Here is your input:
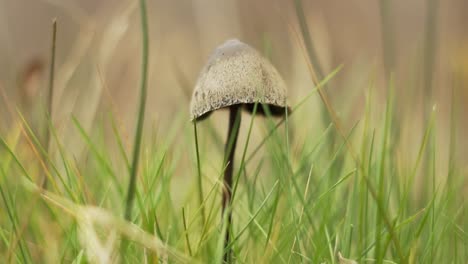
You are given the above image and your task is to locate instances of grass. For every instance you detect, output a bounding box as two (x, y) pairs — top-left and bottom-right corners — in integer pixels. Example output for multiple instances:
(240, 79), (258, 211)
(0, 1), (466, 264)
(1, 65), (465, 262)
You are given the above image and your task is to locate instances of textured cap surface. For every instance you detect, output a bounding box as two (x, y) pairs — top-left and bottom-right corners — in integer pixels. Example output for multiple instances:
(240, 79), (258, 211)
(190, 39), (288, 121)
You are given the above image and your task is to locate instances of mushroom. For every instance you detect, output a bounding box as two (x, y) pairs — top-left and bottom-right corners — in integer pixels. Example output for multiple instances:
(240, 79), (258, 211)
(190, 39), (289, 261)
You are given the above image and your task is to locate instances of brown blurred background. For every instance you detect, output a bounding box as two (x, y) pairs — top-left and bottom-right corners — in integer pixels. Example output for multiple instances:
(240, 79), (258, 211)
(0, 0), (467, 168)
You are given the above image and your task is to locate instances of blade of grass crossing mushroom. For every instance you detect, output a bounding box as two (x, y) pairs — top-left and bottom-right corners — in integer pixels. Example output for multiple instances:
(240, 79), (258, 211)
(174, 62), (224, 152)
(231, 101), (259, 203)
(193, 122), (206, 228)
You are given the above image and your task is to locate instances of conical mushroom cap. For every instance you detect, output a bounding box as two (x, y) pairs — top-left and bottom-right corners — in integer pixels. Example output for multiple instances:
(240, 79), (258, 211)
(190, 39), (289, 121)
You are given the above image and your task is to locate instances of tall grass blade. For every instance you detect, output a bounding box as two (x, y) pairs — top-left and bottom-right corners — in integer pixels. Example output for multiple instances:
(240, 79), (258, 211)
(124, 0), (150, 221)
(42, 19), (57, 189)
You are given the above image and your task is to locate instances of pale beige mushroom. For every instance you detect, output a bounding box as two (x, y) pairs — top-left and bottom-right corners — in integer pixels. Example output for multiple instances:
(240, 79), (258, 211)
(190, 39), (289, 121)
(189, 39), (289, 262)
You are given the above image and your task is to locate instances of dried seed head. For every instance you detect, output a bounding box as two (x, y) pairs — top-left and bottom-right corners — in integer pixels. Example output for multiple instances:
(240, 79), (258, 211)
(190, 39), (289, 121)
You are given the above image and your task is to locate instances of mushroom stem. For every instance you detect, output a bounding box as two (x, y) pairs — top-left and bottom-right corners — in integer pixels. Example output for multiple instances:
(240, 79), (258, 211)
(222, 105), (241, 262)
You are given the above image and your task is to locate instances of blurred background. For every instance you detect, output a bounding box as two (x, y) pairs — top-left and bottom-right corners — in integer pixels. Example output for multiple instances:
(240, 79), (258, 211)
(0, 0), (467, 173)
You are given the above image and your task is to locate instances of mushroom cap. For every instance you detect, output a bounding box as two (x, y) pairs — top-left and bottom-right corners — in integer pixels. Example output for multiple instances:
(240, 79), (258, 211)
(190, 39), (289, 121)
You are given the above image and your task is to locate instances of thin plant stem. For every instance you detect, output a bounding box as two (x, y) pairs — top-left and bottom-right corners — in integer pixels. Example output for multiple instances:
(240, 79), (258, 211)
(222, 105), (241, 263)
(42, 19), (57, 189)
(121, 0), (149, 258)
(124, 0), (149, 221)
(193, 122), (206, 227)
